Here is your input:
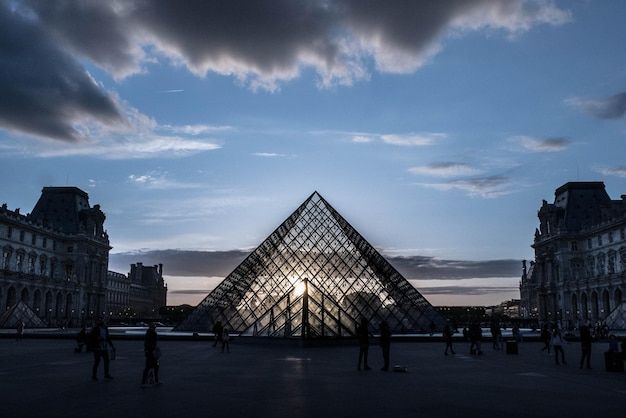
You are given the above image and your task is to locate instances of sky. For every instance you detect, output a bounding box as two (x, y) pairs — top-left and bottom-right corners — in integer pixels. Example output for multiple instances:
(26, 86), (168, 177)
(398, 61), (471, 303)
(2, 0), (626, 307)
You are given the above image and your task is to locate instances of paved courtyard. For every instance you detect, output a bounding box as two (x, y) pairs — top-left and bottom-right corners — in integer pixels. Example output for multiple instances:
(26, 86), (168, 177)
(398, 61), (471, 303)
(1, 334), (625, 417)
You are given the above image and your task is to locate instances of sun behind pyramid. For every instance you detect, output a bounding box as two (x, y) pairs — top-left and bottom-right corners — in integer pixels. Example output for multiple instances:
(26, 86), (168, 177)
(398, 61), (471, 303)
(174, 192), (445, 337)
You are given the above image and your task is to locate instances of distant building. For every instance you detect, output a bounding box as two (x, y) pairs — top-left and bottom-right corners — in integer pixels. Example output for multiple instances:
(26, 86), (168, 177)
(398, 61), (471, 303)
(491, 299), (520, 318)
(106, 263), (167, 321)
(520, 182), (626, 328)
(0, 187), (167, 327)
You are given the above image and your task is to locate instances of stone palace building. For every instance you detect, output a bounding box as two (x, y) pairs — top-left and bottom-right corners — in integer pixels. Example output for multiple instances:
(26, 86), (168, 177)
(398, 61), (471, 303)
(0, 187), (166, 326)
(520, 182), (626, 329)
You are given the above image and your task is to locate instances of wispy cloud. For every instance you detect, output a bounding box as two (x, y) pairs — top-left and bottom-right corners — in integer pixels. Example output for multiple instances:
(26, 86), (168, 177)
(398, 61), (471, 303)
(420, 175), (513, 198)
(565, 92), (626, 120)
(253, 152), (293, 158)
(408, 162), (482, 177)
(509, 135), (570, 152)
(128, 171), (204, 190)
(164, 124), (233, 135)
(351, 132), (446, 146)
(598, 166), (626, 178)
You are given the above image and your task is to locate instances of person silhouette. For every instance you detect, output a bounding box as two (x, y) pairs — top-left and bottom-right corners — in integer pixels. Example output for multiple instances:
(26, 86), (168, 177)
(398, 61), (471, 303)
(357, 317), (371, 371)
(379, 321), (391, 371)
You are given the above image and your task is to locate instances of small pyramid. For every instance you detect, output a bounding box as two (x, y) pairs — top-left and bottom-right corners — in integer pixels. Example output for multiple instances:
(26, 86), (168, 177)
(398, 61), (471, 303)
(175, 192), (445, 337)
(604, 301), (626, 330)
(0, 301), (48, 329)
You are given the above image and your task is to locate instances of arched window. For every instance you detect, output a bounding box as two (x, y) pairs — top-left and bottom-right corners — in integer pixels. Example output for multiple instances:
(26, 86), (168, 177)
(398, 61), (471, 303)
(602, 289), (610, 319)
(7, 286), (17, 308)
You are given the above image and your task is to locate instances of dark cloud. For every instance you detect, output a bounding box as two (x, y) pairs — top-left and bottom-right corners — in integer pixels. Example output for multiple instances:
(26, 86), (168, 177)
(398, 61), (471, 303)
(110, 249), (521, 282)
(415, 286), (518, 296)
(0, 2), (124, 142)
(109, 249), (250, 277)
(513, 136), (570, 152)
(168, 289), (213, 296)
(387, 255), (521, 281)
(4, 0), (571, 142)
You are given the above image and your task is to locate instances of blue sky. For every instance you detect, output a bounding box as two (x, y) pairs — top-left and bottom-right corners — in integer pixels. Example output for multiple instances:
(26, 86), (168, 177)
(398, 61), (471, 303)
(2, 1), (626, 307)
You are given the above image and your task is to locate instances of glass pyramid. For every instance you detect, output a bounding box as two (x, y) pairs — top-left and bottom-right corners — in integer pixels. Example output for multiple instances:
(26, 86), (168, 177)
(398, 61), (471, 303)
(0, 301), (48, 329)
(605, 301), (626, 331)
(174, 192), (445, 338)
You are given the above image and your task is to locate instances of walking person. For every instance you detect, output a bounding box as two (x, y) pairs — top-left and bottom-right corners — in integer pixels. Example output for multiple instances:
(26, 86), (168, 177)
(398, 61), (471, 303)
(221, 327), (230, 353)
(357, 317), (371, 370)
(142, 323), (160, 386)
(74, 327), (87, 353)
(90, 319), (115, 381)
(379, 321), (391, 371)
(469, 322), (483, 355)
(579, 324), (593, 369)
(212, 321), (223, 348)
(443, 324), (455, 356)
(551, 328), (566, 365)
(490, 322), (503, 350)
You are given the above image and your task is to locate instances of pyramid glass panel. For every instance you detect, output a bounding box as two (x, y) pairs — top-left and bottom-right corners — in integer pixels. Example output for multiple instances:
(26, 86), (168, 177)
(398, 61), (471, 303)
(174, 192), (446, 337)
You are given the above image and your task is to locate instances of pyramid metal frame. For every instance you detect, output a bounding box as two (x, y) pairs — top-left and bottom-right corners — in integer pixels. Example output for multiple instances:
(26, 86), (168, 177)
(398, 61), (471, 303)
(175, 192), (445, 337)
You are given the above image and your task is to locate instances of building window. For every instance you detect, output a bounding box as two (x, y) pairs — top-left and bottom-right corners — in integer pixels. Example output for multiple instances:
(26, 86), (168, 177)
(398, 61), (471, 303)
(587, 239), (592, 250)
(8, 227), (12, 238)
(43, 238), (47, 249)
(621, 228), (625, 240)
(608, 251), (616, 274)
(39, 258), (47, 276)
(28, 254), (36, 274)
(597, 253), (605, 276)
(571, 241), (578, 251)
(31, 233), (36, 245)
(16, 252), (24, 272)
(2, 250), (10, 269)
(609, 231), (614, 243)
(19, 231), (25, 242)
(598, 235), (603, 246)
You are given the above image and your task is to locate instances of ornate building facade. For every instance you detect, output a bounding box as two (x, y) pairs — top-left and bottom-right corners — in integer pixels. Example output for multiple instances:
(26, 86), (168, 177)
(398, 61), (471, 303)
(520, 182), (626, 329)
(106, 262), (167, 321)
(1, 187), (166, 327)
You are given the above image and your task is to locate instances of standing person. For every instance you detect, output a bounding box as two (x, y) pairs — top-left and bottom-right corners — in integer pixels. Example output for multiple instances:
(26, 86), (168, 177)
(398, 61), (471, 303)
(356, 317), (371, 371)
(551, 328), (566, 365)
(469, 322), (483, 355)
(90, 319), (115, 381)
(142, 323), (160, 386)
(16, 320), (25, 341)
(512, 324), (523, 342)
(221, 327), (230, 353)
(540, 323), (551, 354)
(75, 327), (88, 353)
(212, 321), (223, 348)
(443, 324), (455, 356)
(490, 322), (503, 350)
(379, 321), (391, 371)
(579, 324), (593, 369)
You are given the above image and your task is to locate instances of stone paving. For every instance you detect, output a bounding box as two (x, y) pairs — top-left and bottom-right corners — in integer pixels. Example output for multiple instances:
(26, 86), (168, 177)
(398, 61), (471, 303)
(1, 334), (625, 417)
